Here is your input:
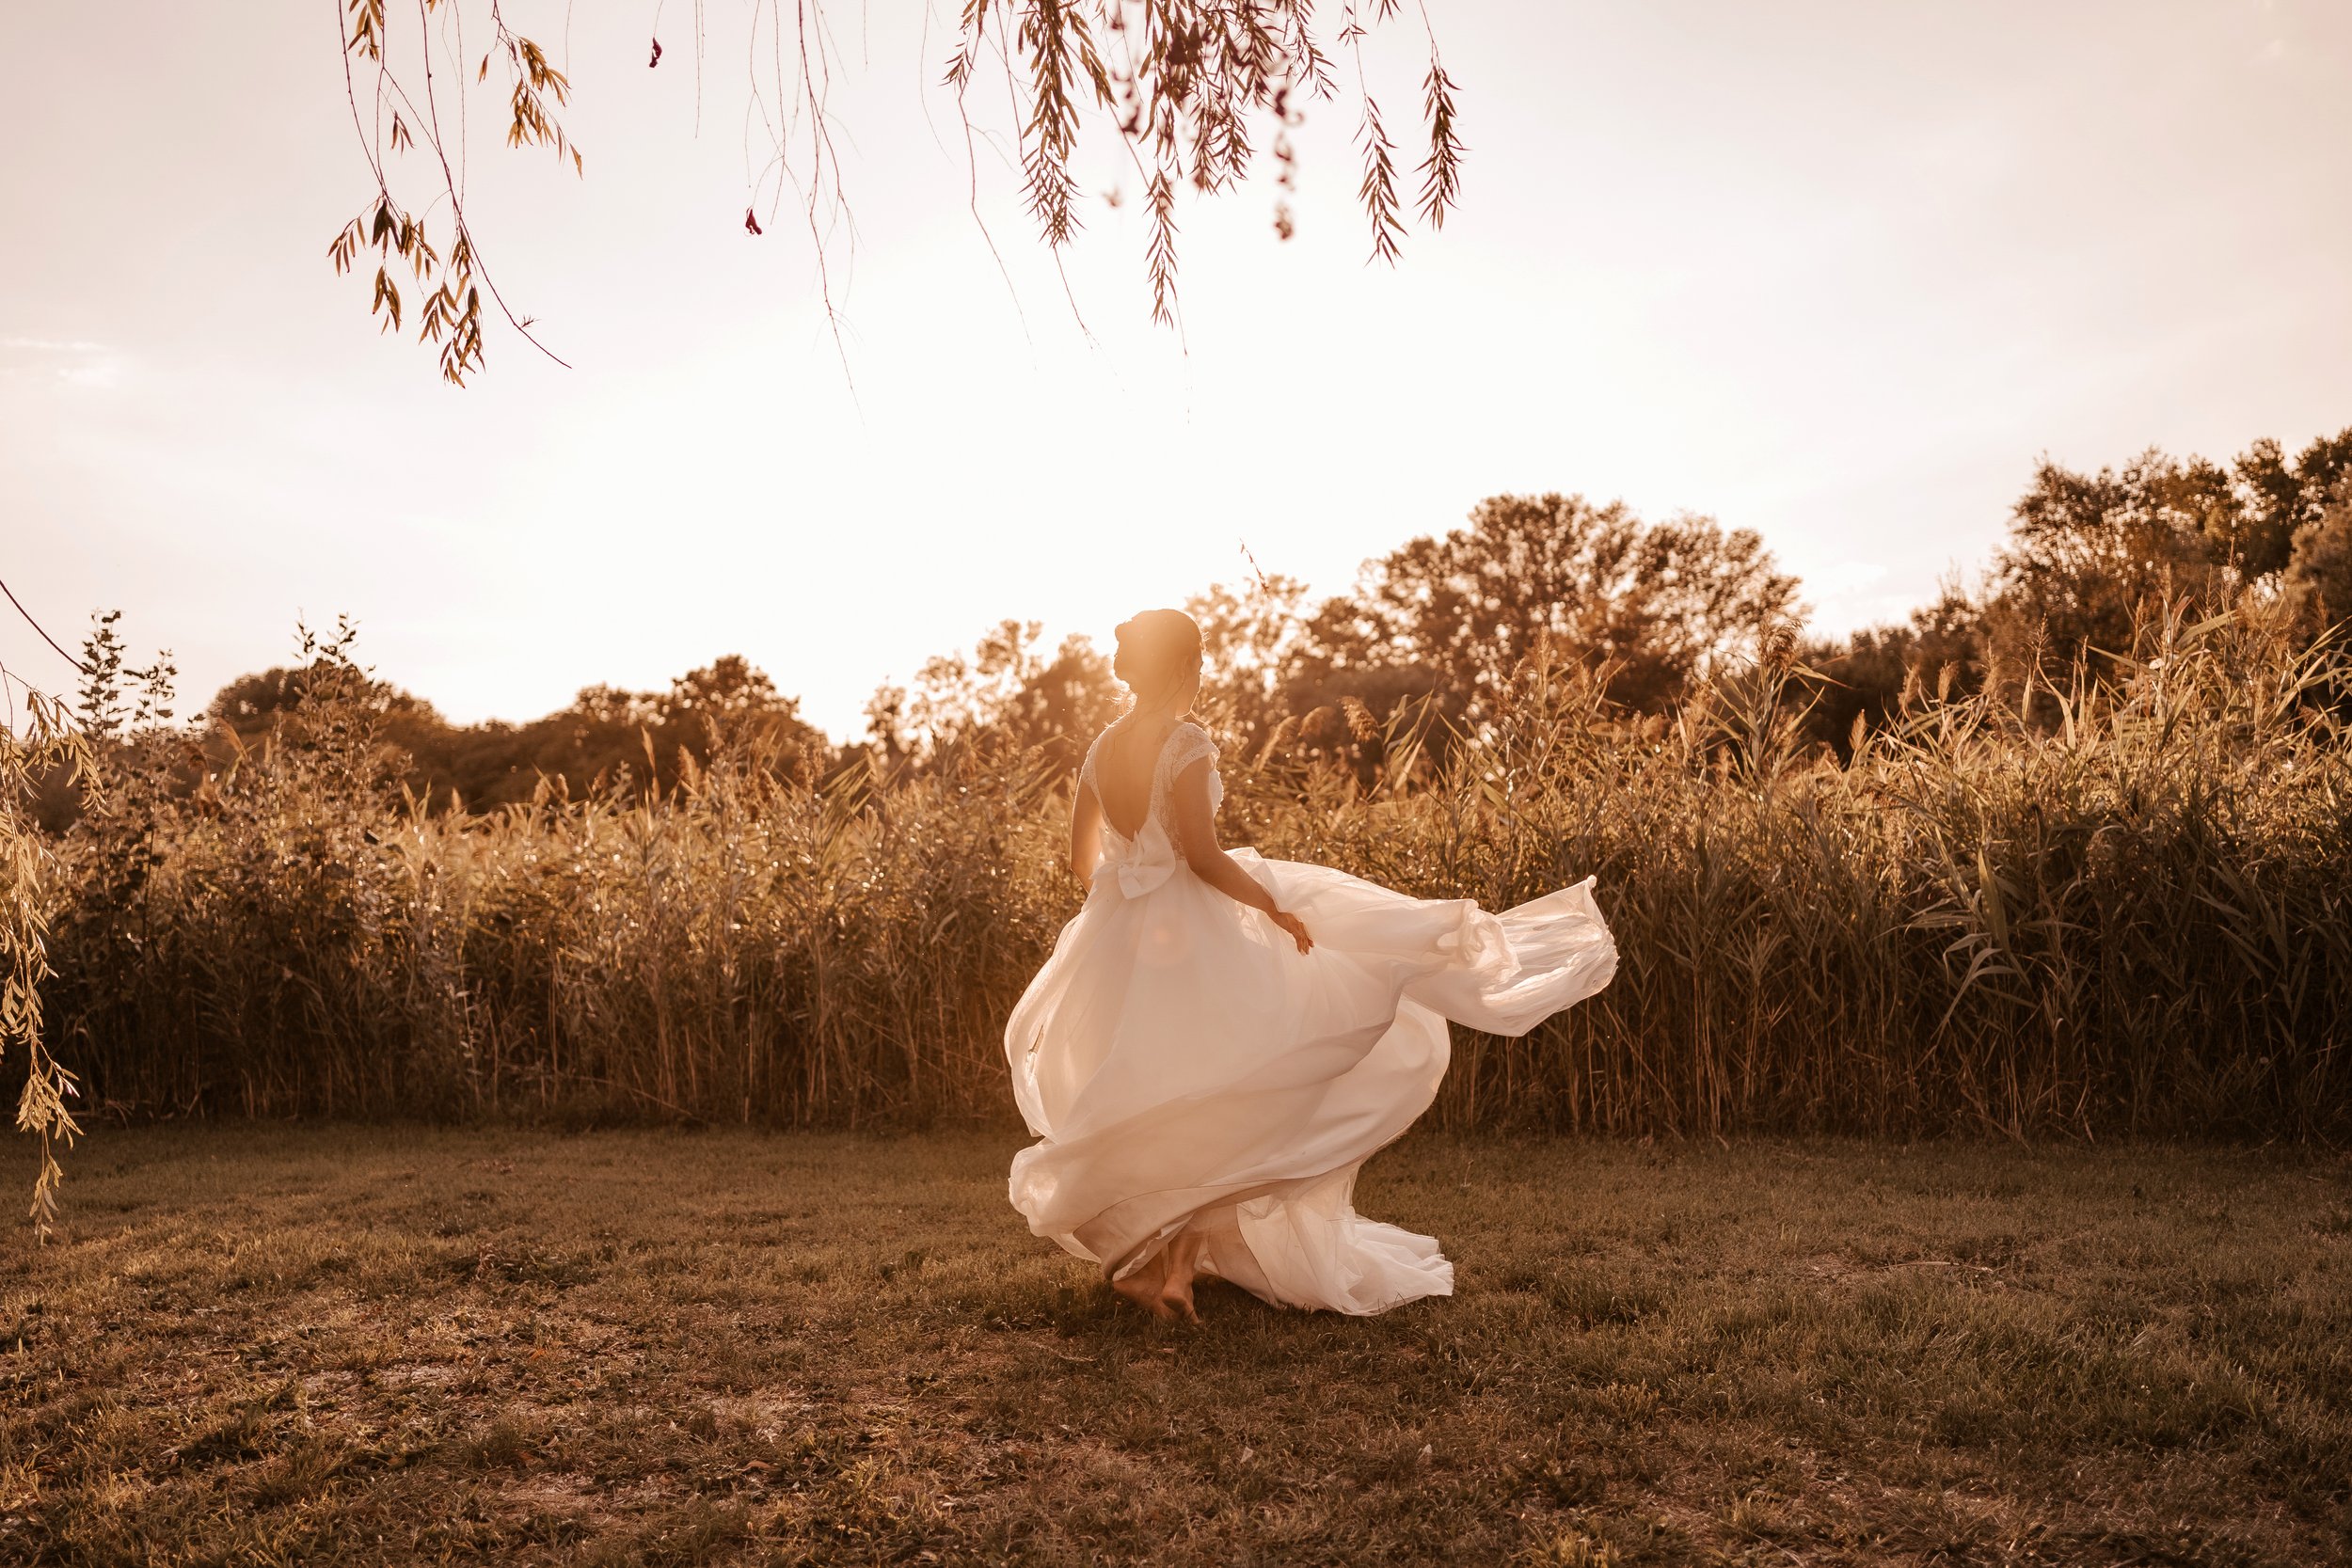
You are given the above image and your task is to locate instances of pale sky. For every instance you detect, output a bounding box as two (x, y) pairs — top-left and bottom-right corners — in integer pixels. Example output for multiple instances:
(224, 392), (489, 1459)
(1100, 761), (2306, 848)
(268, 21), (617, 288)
(5, 1), (2349, 738)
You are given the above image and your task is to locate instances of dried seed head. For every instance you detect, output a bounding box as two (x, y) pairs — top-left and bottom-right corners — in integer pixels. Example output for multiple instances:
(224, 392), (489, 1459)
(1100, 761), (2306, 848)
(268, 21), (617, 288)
(1256, 715), (1301, 767)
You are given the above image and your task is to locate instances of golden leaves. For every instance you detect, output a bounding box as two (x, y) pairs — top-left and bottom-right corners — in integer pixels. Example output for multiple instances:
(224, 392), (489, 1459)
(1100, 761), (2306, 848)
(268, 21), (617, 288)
(371, 265), (402, 334)
(1015, 0), (1097, 246)
(1, 683), (92, 1243)
(967, 1), (1469, 316)
(343, 0), (388, 62)
(323, 1), (1474, 381)
(329, 8), (577, 384)
(1355, 97), (1403, 266)
(1418, 55), (1464, 231)
(1145, 169), (1180, 328)
(328, 198), (482, 383)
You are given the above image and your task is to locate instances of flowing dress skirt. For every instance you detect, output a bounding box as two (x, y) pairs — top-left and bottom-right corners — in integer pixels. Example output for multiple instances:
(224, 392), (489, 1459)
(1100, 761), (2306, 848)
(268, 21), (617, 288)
(1005, 849), (1616, 1315)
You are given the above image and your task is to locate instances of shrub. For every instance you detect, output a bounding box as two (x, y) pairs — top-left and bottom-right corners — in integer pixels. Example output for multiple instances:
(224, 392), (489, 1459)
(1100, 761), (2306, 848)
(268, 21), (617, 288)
(37, 601), (2352, 1140)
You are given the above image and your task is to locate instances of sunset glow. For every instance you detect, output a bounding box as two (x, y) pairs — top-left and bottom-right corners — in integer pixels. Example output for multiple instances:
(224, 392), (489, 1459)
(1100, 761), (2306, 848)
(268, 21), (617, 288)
(5, 1), (2349, 735)
(11, 8), (2352, 1552)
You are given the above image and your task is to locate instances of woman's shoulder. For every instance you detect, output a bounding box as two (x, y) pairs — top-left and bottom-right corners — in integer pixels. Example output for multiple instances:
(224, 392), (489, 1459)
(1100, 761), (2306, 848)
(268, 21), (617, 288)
(1078, 722), (1117, 778)
(1168, 720), (1220, 767)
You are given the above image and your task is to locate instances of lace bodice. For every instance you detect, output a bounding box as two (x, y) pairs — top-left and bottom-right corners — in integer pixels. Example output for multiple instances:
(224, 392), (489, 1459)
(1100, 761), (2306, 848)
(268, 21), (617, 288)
(1080, 719), (1222, 897)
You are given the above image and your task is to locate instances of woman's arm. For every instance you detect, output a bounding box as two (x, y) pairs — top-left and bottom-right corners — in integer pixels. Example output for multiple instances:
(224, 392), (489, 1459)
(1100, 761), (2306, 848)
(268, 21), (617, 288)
(1069, 775), (1104, 884)
(1168, 757), (1313, 954)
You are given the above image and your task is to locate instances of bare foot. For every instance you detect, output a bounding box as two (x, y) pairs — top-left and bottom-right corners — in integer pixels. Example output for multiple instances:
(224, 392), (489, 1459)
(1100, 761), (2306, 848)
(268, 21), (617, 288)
(1157, 1274), (1199, 1323)
(1157, 1236), (1203, 1323)
(1111, 1253), (1174, 1319)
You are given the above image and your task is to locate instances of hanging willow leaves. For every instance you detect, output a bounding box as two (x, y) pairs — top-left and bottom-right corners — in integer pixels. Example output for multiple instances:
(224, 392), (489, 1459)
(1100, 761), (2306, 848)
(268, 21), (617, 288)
(1418, 55), (1464, 230)
(330, 1), (1467, 382)
(1355, 96), (1405, 264)
(2, 683), (94, 1243)
(330, 0), (578, 386)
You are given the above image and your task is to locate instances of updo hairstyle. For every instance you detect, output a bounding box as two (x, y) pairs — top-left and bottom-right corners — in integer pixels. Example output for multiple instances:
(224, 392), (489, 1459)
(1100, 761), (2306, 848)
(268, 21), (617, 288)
(1112, 609), (1203, 705)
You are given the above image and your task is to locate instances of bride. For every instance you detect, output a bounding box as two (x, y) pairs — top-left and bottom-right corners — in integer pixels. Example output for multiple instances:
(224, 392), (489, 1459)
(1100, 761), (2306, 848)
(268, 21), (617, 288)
(1005, 609), (1617, 1319)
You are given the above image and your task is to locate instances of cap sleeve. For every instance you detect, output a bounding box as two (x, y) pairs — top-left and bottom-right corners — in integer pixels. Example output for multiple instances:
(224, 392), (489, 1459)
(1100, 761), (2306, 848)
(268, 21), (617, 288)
(1160, 721), (1224, 830)
(1165, 721), (1219, 780)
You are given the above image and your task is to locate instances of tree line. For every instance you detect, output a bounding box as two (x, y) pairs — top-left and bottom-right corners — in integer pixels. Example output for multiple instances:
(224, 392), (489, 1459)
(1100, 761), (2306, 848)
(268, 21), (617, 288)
(882, 425), (2352, 776)
(46, 424), (2352, 823)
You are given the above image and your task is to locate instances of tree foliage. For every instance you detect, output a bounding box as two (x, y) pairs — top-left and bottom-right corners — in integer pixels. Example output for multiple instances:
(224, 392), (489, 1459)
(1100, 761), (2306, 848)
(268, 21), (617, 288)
(330, 0), (1467, 382)
(1806, 424), (2352, 751)
(870, 620), (1120, 769)
(1986, 432), (2352, 662)
(1160, 495), (1805, 772)
(2286, 481), (2352, 630)
(203, 648), (830, 814)
(1325, 494), (1801, 721)
(2, 684), (94, 1242)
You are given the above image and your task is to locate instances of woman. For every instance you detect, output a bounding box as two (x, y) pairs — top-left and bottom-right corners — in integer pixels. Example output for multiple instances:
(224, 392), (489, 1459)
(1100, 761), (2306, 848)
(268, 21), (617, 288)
(1005, 609), (1616, 1318)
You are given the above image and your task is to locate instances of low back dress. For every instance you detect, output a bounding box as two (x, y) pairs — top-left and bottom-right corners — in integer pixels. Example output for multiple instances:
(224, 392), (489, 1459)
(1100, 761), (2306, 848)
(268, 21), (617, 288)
(1005, 717), (1617, 1315)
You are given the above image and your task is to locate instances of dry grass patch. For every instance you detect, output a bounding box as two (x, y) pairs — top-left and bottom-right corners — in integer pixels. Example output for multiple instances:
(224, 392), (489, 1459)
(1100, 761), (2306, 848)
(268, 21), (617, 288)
(3, 1127), (2347, 1565)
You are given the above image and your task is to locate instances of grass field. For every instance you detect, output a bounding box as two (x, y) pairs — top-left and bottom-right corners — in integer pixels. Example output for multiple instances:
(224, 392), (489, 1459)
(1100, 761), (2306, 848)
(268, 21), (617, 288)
(3, 1129), (2348, 1566)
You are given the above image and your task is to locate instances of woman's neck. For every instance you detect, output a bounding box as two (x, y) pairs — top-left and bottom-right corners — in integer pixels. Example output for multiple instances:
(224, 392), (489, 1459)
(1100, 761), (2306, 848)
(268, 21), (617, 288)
(1125, 696), (1189, 726)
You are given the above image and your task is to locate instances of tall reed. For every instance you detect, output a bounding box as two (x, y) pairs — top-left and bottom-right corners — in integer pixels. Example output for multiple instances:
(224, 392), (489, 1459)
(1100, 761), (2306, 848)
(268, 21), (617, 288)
(39, 605), (2352, 1139)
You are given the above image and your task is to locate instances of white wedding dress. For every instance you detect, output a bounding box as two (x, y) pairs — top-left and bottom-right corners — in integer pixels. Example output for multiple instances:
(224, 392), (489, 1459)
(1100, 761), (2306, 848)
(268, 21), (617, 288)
(1005, 719), (1618, 1315)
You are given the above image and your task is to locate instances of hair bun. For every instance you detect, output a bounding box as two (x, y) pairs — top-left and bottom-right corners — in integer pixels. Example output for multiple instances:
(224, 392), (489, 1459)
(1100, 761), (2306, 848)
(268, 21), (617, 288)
(1111, 608), (1202, 695)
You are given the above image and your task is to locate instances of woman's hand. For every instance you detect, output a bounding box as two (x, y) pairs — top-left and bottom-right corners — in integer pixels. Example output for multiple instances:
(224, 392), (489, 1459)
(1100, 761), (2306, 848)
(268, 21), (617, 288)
(1270, 910), (1314, 956)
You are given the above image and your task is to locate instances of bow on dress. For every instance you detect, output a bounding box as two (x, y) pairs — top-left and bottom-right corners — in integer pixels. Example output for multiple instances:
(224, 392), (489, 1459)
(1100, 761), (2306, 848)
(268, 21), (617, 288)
(1091, 827), (1185, 902)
